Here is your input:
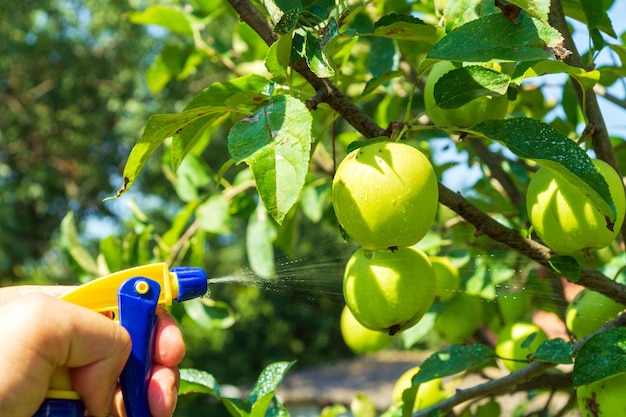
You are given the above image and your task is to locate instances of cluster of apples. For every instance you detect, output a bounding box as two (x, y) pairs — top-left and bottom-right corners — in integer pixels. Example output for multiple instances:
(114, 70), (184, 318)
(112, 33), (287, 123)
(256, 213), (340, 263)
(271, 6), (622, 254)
(333, 140), (439, 340)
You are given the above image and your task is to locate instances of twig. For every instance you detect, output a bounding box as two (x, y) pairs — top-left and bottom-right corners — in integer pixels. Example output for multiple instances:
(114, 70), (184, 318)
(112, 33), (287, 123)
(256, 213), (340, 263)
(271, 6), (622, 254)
(414, 311), (626, 417)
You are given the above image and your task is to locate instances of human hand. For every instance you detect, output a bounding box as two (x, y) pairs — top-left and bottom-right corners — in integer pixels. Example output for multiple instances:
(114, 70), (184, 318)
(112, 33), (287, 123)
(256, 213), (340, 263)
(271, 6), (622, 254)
(0, 286), (185, 417)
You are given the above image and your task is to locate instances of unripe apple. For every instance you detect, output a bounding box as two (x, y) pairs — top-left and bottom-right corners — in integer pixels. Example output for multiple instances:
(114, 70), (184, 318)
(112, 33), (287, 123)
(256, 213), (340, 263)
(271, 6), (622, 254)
(577, 372), (626, 416)
(391, 366), (450, 411)
(340, 305), (393, 354)
(424, 61), (508, 128)
(495, 322), (548, 372)
(343, 246), (436, 335)
(332, 141), (438, 250)
(430, 256), (460, 302)
(526, 159), (626, 253)
(565, 289), (625, 339)
(434, 293), (483, 343)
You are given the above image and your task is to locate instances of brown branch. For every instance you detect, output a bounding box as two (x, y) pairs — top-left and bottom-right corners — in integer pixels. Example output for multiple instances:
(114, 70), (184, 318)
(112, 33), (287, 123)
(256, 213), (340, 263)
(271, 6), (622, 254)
(414, 311), (626, 417)
(438, 183), (626, 305)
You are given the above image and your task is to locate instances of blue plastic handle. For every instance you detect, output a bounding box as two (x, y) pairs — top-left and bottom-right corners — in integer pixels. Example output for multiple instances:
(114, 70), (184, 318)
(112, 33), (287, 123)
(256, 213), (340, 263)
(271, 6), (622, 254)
(118, 276), (161, 417)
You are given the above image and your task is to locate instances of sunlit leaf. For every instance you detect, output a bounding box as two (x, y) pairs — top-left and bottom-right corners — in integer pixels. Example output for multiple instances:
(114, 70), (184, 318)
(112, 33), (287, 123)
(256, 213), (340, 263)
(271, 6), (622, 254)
(248, 361), (296, 402)
(127, 5), (194, 35)
(228, 94), (313, 223)
(373, 13), (444, 43)
(471, 118), (617, 223)
(246, 202), (277, 279)
(505, 0), (550, 22)
(184, 298), (236, 330)
(516, 60), (601, 89)
(179, 368), (221, 396)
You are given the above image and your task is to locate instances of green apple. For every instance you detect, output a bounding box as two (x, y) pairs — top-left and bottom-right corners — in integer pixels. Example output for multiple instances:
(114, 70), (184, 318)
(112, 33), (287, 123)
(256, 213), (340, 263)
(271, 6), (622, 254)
(340, 305), (393, 354)
(566, 289), (625, 339)
(495, 322), (548, 372)
(343, 246), (436, 335)
(391, 366), (450, 411)
(424, 61), (508, 128)
(497, 290), (531, 324)
(434, 293), (483, 343)
(430, 256), (460, 302)
(332, 141), (438, 250)
(577, 372), (626, 416)
(526, 159), (626, 253)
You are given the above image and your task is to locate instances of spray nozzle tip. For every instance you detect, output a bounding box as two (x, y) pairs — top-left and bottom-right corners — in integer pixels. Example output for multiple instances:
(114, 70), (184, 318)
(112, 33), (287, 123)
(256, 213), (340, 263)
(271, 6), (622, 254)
(170, 267), (208, 302)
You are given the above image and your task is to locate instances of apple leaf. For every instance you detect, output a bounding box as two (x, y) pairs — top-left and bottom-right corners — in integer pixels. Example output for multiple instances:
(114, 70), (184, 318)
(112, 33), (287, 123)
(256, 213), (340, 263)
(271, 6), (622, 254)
(470, 117), (617, 223)
(427, 13), (565, 62)
(534, 338), (574, 364)
(305, 30), (335, 78)
(362, 70), (404, 96)
(372, 13), (444, 44)
(514, 60), (601, 89)
(433, 66), (510, 109)
(505, 0), (550, 22)
(179, 368), (221, 397)
(412, 343), (496, 385)
(247, 202), (277, 279)
(549, 255), (580, 282)
(266, 33), (293, 77)
(579, 0), (616, 38)
(228, 94), (313, 224)
(127, 5), (194, 35)
(574, 327), (626, 387)
(248, 361), (295, 403)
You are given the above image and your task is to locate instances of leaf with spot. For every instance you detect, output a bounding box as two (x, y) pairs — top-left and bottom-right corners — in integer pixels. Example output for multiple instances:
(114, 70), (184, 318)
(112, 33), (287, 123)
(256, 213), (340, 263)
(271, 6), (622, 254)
(228, 95), (313, 224)
(412, 343), (496, 385)
(372, 13), (444, 43)
(471, 118), (617, 224)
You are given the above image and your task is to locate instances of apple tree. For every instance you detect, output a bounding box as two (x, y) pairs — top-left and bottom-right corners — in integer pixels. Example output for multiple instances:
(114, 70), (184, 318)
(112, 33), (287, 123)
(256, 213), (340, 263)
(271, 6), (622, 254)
(63, 0), (626, 415)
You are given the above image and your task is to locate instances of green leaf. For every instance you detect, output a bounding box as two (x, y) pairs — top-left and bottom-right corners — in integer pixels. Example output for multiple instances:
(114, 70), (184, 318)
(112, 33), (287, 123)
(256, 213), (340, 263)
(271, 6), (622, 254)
(185, 74), (272, 111)
(228, 95), (313, 223)
(184, 298), (236, 330)
(574, 327), (626, 387)
(506, 0), (550, 22)
(114, 107), (230, 198)
(223, 397), (252, 417)
(580, 0), (616, 38)
(471, 118), (617, 223)
(127, 5), (194, 35)
(372, 13), (444, 43)
(367, 37), (397, 78)
(179, 368), (221, 396)
(549, 255), (580, 282)
(196, 194), (232, 235)
(248, 361), (296, 403)
(305, 30), (335, 78)
(266, 33), (293, 77)
(60, 212), (99, 276)
(427, 13), (565, 62)
(534, 338), (574, 364)
(362, 70), (404, 96)
(250, 392), (276, 417)
(561, 0), (616, 38)
(412, 344), (496, 385)
(246, 201), (277, 279)
(433, 66), (510, 109)
(518, 60), (600, 89)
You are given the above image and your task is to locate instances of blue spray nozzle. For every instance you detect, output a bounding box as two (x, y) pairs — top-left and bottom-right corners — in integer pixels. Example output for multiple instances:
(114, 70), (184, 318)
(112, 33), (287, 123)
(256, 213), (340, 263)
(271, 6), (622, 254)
(170, 266), (208, 302)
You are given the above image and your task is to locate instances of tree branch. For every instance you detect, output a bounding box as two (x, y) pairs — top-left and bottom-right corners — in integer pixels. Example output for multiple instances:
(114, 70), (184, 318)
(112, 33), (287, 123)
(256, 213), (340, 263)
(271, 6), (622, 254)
(414, 311), (626, 417)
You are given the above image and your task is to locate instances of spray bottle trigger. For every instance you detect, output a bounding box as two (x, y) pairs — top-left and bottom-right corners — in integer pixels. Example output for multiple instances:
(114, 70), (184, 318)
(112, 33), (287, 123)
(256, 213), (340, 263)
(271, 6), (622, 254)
(118, 276), (161, 417)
